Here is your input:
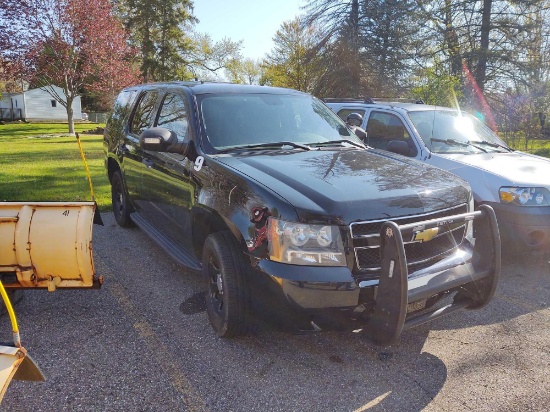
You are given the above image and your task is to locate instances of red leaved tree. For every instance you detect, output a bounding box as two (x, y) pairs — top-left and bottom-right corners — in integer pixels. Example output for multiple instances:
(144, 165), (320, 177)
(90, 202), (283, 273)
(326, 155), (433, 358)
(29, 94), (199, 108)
(0, 0), (139, 133)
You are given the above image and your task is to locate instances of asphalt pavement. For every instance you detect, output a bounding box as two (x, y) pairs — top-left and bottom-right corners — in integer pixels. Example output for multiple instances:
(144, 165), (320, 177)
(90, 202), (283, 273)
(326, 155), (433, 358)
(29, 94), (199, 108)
(2, 212), (549, 411)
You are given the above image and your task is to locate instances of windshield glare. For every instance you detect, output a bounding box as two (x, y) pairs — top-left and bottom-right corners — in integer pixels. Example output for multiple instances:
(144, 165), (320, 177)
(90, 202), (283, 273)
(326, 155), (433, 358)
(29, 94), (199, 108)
(408, 110), (509, 154)
(199, 94), (360, 151)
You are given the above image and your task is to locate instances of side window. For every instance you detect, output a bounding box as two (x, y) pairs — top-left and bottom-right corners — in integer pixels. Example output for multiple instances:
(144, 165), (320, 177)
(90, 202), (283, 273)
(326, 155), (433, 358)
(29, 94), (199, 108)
(106, 90), (137, 129)
(130, 91), (158, 135)
(336, 109), (366, 125)
(366, 111), (416, 156)
(156, 93), (189, 143)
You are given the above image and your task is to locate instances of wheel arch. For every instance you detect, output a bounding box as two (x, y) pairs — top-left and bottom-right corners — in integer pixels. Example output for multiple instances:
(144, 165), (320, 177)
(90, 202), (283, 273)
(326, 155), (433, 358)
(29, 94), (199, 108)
(192, 207), (249, 261)
(107, 155), (121, 183)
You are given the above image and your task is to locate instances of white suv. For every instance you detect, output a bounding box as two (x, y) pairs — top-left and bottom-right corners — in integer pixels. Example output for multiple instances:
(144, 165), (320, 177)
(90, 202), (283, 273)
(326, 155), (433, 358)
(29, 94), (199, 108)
(325, 98), (550, 253)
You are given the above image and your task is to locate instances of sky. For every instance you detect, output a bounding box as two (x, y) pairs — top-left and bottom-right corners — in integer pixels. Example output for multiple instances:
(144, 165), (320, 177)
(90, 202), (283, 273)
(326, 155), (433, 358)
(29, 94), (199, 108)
(193, 0), (307, 60)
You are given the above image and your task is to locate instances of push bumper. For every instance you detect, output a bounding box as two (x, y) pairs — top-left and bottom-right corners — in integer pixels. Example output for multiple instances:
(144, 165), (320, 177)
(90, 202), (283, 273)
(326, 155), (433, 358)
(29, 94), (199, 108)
(364, 204), (500, 345)
(255, 205), (500, 344)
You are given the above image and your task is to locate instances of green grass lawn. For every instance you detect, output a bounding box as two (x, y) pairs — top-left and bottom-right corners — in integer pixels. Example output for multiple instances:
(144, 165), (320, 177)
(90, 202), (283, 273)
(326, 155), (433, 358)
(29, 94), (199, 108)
(502, 136), (550, 157)
(0, 122), (112, 211)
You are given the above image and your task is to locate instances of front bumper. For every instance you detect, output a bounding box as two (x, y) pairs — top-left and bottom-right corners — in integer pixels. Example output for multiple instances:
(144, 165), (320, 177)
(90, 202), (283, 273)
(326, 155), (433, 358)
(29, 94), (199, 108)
(253, 205), (500, 344)
(485, 201), (550, 251)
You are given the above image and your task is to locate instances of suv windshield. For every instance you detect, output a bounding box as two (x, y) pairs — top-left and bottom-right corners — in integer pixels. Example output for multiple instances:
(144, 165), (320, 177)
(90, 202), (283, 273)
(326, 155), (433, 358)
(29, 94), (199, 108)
(408, 110), (511, 154)
(199, 93), (362, 152)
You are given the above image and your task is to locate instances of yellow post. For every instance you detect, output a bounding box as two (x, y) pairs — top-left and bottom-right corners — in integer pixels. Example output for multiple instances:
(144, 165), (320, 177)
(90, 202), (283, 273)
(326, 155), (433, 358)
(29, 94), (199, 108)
(75, 132), (95, 201)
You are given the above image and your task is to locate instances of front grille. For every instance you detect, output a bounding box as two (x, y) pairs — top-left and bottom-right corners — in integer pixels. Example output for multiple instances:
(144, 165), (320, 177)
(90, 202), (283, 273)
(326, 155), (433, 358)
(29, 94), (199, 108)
(351, 204), (468, 272)
(350, 204), (468, 238)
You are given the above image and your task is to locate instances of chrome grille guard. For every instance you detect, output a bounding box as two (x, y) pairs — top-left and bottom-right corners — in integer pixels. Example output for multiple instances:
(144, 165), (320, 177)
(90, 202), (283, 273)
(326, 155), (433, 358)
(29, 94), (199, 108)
(363, 204), (500, 345)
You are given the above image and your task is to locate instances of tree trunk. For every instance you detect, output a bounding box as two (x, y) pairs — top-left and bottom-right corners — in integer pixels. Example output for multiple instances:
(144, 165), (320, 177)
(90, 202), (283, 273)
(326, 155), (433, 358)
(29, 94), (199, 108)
(66, 96), (75, 135)
(475, 0), (492, 92)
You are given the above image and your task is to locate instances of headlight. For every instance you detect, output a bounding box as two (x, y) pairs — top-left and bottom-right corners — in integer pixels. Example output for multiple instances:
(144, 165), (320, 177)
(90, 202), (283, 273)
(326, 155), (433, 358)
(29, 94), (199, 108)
(499, 187), (550, 206)
(267, 218), (346, 266)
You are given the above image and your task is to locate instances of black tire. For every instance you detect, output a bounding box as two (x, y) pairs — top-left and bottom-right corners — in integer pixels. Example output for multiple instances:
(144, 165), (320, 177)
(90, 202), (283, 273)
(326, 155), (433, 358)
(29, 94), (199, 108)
(202, 231), (250, 337)
(111, 170), (133, 227)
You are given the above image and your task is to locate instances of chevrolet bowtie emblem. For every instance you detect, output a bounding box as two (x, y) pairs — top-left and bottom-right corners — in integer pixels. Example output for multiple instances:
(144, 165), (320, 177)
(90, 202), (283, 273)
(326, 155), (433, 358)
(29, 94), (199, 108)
(413, 227), (439, 242)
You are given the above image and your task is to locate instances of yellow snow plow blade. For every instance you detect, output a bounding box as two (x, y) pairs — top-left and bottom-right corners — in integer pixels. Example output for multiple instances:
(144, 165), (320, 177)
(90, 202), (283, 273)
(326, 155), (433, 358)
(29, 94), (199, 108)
(0, 279), (45, 404)
(0, 202), (102, 290)
(0, 345), (45, 403)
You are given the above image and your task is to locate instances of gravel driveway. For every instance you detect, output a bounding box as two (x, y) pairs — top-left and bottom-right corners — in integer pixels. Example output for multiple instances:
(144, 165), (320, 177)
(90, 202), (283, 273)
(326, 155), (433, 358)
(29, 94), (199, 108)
(2, 212), (549, 411)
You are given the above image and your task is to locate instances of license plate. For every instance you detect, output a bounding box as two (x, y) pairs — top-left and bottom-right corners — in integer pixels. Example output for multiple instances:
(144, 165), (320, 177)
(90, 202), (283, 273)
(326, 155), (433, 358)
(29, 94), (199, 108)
(407, 299), (427, 313)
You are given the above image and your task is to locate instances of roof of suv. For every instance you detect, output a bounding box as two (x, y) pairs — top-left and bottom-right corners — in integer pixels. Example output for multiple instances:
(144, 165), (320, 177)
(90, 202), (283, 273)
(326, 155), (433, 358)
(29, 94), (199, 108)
(123, 81), (307, 96)
(323, 98), (456, 113)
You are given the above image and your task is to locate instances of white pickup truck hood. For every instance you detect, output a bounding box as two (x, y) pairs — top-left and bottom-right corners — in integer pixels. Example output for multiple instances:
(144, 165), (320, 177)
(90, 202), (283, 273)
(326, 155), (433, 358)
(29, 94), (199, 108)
(427, 151), (550, 202)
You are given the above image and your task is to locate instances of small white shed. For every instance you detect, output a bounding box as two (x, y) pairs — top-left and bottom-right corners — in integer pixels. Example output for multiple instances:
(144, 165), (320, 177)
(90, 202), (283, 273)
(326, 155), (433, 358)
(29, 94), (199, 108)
(0, 85), (82, 121)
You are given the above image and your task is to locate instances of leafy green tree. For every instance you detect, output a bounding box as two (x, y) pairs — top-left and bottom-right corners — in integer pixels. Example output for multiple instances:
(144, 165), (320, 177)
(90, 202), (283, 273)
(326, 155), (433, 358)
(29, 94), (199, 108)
(410, 58), (463, 106)
(225, 58), (262, 85)
(117, 0), (197, 82)
(261, 18), (325, 93)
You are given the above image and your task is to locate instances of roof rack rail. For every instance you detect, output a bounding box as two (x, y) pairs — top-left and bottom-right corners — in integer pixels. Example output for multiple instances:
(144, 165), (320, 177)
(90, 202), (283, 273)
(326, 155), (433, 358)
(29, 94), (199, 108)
(322, 97), (424, 105)
(369, 97), (425, 104)
(322, 97), (375, 104)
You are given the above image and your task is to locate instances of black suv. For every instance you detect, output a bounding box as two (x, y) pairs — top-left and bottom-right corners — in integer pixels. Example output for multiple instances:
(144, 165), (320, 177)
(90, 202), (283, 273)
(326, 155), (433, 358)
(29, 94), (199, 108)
(104, 82), (500, 344)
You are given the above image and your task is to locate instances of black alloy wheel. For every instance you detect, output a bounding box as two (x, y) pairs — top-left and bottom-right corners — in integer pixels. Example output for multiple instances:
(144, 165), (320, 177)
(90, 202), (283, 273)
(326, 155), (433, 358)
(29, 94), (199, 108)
(111, 170), (133, 227)
(202, 231), (250, 337)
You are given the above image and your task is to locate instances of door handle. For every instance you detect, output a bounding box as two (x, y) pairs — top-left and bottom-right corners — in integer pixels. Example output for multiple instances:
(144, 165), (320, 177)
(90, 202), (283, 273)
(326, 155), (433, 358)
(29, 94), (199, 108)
(142, 159), (154, 168)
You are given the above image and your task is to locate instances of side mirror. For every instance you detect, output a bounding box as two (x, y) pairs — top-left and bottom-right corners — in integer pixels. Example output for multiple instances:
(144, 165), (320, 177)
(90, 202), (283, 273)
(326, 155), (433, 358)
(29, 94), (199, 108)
(139, 127), (177, 152)
(387, 140), (410, 156)
(338, 125), (351, 136)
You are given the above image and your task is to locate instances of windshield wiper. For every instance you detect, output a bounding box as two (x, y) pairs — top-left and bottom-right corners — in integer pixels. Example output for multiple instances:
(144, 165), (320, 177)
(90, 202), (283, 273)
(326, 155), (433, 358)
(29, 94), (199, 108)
(430, 138), (488, 152)
(217, 141), (312, 153)
(310, 139), (365, 149)
(474, 140), (514, 152)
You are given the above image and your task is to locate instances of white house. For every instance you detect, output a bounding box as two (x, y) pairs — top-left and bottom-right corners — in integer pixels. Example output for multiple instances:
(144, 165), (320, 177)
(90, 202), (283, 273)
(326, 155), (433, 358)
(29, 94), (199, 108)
(0, 85), (82, 121)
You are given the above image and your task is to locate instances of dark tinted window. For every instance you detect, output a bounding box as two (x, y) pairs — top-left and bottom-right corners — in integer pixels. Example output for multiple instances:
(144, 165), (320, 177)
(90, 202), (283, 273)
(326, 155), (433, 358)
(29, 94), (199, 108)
(200, 94), (355, 150)
(130, 91), (158, 135)
(156, 93), (189, 142)
(106, 90), (138, 130)
(366, 111), (416, 156)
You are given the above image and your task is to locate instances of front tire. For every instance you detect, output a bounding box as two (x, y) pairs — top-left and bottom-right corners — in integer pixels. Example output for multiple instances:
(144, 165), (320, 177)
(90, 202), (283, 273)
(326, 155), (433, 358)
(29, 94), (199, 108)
(202, 231), (250, 337)
(111, 170), (133, 227)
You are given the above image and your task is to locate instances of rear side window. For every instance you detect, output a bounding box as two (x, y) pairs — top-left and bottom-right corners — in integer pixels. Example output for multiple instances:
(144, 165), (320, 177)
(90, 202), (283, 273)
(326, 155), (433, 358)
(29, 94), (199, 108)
(130, 91), (159, 135)
(336, 109), (366, 125)
(106, 90), (137, 129)
(156, 93), (189, 143)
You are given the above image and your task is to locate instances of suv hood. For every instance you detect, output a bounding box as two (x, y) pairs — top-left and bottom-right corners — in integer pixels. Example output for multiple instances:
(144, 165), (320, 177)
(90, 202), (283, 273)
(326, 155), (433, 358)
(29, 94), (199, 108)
(428, 151), (550, 203)
(216, 149), (470, 223)
(431, 151), (550, 186)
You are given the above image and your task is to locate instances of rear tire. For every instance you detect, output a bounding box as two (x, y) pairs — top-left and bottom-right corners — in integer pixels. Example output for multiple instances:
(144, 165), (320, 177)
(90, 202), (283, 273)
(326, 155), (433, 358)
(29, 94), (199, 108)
(111, 170), (133, 227)
(202, 231), (250, 337)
